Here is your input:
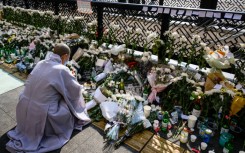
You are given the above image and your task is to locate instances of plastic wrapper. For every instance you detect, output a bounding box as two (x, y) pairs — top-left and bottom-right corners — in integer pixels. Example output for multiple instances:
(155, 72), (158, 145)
(106, 124), (120, 141)
(94, 60), (113, 82)
(72, 48), (84, 61)
(100, 102), (119, 122)
(109, 44), (126, 55)
(131, 102), (146, 124)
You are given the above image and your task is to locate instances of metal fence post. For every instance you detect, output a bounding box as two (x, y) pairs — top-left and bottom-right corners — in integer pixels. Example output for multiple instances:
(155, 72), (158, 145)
(97, 6), (103, 40)
(24, 0), (29, 9)
(159, 12), (170, 62)
(159, 0), (164, 5)
(3, 0), (6, 6)
(200, 0), (218, 10)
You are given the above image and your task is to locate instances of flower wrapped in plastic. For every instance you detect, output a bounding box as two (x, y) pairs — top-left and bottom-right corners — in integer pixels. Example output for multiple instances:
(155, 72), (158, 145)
(147, 67), (172, 103)
(203, 45), (235, 70)
(114, 102), (152, 148)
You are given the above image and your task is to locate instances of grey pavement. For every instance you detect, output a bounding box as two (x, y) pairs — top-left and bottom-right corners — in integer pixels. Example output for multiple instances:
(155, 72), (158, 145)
(0, 86), (136, 153)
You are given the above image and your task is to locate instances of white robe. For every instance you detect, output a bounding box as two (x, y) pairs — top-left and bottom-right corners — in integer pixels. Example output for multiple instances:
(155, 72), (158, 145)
(6, 53), (91, 153)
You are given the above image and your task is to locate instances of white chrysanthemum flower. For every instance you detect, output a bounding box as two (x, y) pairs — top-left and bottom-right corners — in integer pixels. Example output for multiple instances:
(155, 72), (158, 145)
(126, 27), (133, 33)
(113, 24), (120, 31)
(164, 68), (171, 73)
(198, 82), (205, 86)
(240, 43), (245, 49)
(204, 89), (220, 95)
(186, 78), (196, 84)
(170, 32), (179, 39)
(171, 76), (182, 83)
(111, 95), (117, 101)
(169, 64), (175, 70)
(226, 90), (236, 97)
(147, 32), (158, 42)
(135, 28), (142, 34)
(141, 56), (148, 62)
(192, 91), (199, 96)
(91, 20), (97, 26)
(181, 73), (188, 77)
(164, 30), (170, 35)
(192, 35), (201, 43)
(74, 16), (84, 20)
(200, 42), (207, 48)
(196, 89), (203, 95)
(179, 36), (187, 43)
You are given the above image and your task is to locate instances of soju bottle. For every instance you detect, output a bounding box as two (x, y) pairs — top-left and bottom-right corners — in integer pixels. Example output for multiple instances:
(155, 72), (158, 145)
(91, 67), (97, 81)
(142, 85), (149, 100)
(223, 139), (234, 153)
(119, 78), (125, 92)
(39, 50), (45, 60)
(220, 115), (230, 134)
(192, 102), (201, 117)
(161, 111), (169, 133)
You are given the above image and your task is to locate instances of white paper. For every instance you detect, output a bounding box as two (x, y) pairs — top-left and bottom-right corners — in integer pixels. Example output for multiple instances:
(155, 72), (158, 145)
(171, 9), (177, 16)
(157, 8), (163, 13)
(233, 14), (242, 20)
(178, 10), (184, 15)
(199, 11), (206, 17)
(192, 11), (199, 15)
(142, 6), (148, 12)
(242, 89), (245, 94)
(206, 12), (214, 18)
(95, 58), (106, 67)
(86, 100), (97, 110)
(214, 84), (222, 90)
(236, 84), (242, 90)
(163, 8), (170, 14)
(93, 87), (108, 103)
(194, 73), (201, 80)
(34, 57), (40, 63)
(224, 13), (233, 19)
(151, 7), (157, 12)
(100, 102), (119, 122)
(185, 10), (192, 16)
(214, 13), (221, 18)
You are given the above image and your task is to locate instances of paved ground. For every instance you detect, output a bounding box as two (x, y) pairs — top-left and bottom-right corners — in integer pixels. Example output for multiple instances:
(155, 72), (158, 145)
(0, 78), (135, 153)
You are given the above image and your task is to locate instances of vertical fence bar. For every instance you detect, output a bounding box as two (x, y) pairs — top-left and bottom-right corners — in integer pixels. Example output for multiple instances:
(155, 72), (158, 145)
(200, 0), (218, 10)
(24, 0), (29, 9)
(97, 5), (103, 40)
(3, 0), (6, 5)
(159, 12), (170, 62)
(159, 0), (163, 5)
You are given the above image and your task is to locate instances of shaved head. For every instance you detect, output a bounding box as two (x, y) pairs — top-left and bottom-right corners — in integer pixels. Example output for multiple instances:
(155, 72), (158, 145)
(53, 43), (70, 57)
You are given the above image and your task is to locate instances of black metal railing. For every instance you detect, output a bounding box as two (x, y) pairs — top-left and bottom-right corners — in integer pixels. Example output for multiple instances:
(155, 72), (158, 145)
(1, 0), (245, 80)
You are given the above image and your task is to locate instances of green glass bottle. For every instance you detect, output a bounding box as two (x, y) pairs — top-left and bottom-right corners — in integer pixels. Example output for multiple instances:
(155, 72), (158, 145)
(223, 139), (234, 153)
(119, 78), (125, 92)
(220, 115), (230, 134)
(192, 102), (201, 117)
(161, 111), (169, 133)
(142, 85), (149, 100)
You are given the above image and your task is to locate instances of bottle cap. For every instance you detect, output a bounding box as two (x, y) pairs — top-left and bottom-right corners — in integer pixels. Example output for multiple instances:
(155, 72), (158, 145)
(205, 129), (212, 135)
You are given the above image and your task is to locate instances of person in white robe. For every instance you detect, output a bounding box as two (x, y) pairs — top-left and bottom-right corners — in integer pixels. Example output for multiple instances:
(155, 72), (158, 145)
(6, 43), (91, 153)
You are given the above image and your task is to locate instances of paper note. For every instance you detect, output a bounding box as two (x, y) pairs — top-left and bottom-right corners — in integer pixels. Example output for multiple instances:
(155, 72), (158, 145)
(178, 10), (184, 15)
(214, 13), (221, 18)
(206, 12), (214, 18)
(199, 11), (206, 17)
(77, 0), (93, 14)
(214, 84), (222, 90)
(157, 8), (163, 13)
(236, 83), (242, 90)
(233, 14), (242, 20)
(224, 13), (233, 19)
(151, 7), (157, 12)
(163, 8), (170, 14)
(171, 9), (177, 16)
(185, 10), (192, 16)
(142, 6), (148, 12)
(192, 11), (199, 15)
